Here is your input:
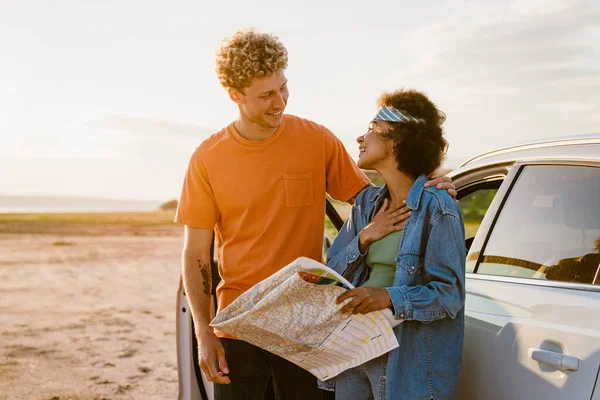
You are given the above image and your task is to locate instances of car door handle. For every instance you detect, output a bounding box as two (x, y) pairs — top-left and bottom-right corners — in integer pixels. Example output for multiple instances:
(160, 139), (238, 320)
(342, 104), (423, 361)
(529, 348), (579, 371)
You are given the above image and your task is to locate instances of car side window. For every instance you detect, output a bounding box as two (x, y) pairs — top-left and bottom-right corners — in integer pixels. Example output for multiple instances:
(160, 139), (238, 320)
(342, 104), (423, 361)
(475, 165), (600, 285)
(458, 184), (500, 241)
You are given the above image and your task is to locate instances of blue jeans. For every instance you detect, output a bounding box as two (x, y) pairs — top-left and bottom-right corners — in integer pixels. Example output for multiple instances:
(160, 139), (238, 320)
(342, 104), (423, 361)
(334, 354), (388, 400)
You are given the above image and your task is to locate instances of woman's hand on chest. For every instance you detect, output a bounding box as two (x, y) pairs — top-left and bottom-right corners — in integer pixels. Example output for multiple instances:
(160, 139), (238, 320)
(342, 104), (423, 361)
(358, 198), (411, 253)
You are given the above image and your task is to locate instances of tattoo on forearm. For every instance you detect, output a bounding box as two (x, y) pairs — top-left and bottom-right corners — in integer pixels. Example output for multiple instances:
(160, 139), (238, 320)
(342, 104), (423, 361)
(197, 260), (212, 296)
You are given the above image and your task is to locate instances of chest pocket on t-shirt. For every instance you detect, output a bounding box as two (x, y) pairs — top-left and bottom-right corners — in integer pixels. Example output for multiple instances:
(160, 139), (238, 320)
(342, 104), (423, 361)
(284, 173), (314, 207)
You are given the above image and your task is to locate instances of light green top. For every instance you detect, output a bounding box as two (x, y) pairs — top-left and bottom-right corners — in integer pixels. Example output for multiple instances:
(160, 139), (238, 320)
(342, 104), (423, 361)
(363, 230), (403, 288)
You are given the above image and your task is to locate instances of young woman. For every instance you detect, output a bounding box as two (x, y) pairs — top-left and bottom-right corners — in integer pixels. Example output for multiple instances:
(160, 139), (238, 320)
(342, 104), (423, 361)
(327, 89), (466, 400)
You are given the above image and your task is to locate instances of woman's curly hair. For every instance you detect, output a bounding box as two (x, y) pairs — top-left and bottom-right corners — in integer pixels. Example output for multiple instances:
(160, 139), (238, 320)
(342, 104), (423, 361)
(216, 28), (288, 91)
(377, 89), (447, 179)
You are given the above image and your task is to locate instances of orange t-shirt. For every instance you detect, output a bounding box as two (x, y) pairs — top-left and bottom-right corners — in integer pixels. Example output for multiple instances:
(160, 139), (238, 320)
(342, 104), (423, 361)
(175, 114), (370, 338)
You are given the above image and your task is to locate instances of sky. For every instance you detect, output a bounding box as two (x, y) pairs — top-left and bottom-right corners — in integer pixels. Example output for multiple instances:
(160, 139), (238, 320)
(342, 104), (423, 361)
(1, 0), (599, 201)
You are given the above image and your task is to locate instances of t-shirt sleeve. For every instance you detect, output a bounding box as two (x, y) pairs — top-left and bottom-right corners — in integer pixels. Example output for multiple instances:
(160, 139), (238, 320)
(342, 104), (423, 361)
(174, 150), (219, 229)
(322, 127), (370, 202)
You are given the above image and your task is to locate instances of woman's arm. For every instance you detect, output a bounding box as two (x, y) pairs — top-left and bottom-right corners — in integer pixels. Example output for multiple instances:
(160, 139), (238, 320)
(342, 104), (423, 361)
(385, 213), (466, 322)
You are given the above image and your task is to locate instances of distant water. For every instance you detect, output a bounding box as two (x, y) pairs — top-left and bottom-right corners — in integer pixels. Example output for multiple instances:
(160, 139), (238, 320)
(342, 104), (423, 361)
(0, 195), (162, 213)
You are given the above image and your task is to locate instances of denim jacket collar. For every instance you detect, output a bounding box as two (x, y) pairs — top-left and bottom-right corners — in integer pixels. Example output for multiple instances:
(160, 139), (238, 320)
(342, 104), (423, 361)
(370, 185), (388, 218)
(370, 184), (387, 203)
(406, 174), (428, 211)
(370, 174), (428, 211)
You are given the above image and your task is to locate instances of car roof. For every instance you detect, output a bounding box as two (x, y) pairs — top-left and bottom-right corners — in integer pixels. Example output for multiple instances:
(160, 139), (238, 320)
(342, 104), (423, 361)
(452, 133), (600, 176)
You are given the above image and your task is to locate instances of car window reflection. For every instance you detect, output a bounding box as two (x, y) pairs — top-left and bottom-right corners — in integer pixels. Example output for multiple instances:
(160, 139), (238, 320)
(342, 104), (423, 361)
(476, 165), (600, 286)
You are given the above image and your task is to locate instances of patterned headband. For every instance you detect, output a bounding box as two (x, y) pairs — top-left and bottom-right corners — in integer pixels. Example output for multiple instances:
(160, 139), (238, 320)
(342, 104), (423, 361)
(373, 105), (446, 126)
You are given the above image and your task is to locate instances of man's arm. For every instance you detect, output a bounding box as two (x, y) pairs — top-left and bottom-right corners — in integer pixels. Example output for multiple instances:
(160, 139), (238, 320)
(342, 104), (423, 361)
(182, 226), (230, 384)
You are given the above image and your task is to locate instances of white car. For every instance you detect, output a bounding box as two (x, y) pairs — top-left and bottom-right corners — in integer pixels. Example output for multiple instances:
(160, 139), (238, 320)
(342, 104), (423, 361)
(177, 134), (600, 400)
(451, 134), (600, 399)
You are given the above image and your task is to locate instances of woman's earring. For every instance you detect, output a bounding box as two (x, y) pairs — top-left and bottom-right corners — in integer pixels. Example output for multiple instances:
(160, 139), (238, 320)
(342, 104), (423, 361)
(442, 140), (449, 155)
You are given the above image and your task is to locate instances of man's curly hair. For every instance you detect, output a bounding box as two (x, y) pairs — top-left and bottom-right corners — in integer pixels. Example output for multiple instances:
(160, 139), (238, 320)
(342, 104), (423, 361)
(377, 89), (447, 179)
(216, 28), (288, 91)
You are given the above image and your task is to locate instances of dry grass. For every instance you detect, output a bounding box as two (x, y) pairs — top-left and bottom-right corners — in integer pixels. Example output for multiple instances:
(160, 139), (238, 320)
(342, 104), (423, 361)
(0, 211), (176, 226)
(52, 240), (74, 246)
(1, 206), (480, 242)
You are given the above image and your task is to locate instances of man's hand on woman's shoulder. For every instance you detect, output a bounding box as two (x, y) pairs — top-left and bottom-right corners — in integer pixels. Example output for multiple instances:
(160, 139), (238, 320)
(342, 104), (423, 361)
(424, 175), (458, 203)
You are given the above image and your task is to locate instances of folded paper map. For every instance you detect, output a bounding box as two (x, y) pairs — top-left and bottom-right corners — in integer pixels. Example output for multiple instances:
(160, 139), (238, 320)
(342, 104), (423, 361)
(210, 257), (400, 381)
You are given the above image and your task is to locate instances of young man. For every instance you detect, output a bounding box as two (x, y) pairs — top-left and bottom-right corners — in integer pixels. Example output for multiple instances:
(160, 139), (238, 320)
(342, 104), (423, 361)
(175, 28), (455, 400)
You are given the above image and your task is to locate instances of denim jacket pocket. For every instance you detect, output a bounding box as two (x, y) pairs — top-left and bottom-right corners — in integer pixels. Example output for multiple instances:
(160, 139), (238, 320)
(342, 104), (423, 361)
(284, 173), (314, 207)
(396, 254), (424, 277)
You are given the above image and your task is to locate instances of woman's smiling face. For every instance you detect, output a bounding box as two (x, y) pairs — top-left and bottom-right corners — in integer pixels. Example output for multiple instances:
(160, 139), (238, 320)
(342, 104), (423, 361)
(356, 120), (394, 170)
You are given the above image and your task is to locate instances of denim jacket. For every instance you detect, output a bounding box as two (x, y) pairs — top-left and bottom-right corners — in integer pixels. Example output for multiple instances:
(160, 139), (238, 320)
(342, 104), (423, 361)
(327, 175), (466, 400)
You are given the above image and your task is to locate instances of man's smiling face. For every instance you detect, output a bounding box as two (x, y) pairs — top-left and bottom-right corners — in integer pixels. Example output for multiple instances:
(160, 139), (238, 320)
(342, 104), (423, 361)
(234, 70), (289, 129)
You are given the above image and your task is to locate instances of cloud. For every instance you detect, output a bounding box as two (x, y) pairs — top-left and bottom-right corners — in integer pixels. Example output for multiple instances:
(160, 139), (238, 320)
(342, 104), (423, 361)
(398, 0), (599, 92)
(384, 0), (600, 160)
(2, 111), (214, 162)
(87, 114), (215, 144)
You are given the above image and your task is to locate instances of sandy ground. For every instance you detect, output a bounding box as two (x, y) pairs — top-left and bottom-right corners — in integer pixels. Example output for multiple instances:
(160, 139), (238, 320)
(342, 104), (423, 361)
(0, 224), (184, 400)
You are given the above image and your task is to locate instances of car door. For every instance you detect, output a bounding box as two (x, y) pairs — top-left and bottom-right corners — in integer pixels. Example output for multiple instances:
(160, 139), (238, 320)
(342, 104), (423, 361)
(457, 162), (600, 400)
